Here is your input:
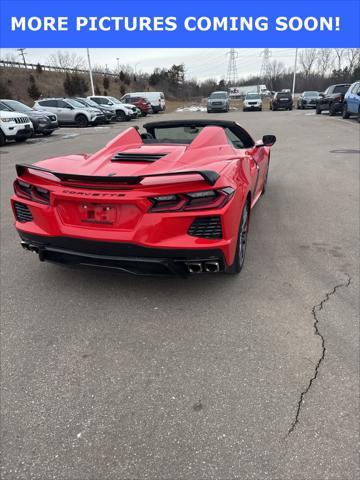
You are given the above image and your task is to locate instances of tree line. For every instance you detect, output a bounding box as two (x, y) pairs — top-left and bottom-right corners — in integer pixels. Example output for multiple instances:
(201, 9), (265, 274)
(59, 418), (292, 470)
(1, 49), (359, 101)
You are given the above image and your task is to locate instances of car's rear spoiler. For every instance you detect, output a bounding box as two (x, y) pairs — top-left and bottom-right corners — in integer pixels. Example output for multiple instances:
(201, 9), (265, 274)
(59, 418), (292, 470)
(16, 163), (220, 186)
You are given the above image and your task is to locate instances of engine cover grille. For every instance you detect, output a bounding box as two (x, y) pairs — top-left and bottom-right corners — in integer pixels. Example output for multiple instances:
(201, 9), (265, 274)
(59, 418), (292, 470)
(14, 202), (33, 222)
(188, 216), (222, 239)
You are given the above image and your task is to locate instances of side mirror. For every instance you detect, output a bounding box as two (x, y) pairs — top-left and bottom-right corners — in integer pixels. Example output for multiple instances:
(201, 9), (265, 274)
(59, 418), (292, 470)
(319, 93), (325, 97)
(262, 134), (276, 146)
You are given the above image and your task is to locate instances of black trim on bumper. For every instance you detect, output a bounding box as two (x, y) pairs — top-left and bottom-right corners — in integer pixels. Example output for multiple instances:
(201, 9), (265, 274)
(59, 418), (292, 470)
(18, 232), (225, 276)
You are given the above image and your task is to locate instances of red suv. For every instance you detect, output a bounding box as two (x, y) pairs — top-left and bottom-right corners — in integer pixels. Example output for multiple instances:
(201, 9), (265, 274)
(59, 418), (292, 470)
(122, 96), (152, 116)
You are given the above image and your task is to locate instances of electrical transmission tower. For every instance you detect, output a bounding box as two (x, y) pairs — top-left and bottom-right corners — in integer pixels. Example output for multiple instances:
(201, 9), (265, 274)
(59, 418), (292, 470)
(259, 48), (271, 79)
(226, 49), (239, 85)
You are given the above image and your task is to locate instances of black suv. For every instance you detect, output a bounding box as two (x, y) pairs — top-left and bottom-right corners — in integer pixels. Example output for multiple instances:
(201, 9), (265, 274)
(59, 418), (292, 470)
(316, 84), (351, 116)
(270, 92), (293, 111)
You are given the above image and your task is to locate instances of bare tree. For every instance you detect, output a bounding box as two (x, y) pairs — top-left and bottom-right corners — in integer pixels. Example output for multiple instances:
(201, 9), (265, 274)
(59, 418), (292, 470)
(333, 48), (346, 71)
(317, 49), (334, 76)
(299, 49), (318, 76)
(2, 52), (18, 63)
(345, 48), (360, 73)
(266, 60), (285, 90)
(47, 51), (86, 70)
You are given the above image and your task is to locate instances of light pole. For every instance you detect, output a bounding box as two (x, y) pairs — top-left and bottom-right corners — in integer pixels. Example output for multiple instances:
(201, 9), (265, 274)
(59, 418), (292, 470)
(86, 48), (95, 96)
(134, 63), (140, 75)
(116, 58), (120, 72)
(292, 48), (298, 98)
(17, 48), (27, 68)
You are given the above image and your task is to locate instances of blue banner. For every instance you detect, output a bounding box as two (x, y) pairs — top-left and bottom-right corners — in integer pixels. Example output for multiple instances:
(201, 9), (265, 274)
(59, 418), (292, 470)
(0, 0), (359, 48)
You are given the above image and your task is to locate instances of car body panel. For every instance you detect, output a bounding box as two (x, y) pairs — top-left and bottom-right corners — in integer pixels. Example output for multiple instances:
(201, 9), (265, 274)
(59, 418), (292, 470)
(343, 81), (360, 117)
(11, 120), (274, 275)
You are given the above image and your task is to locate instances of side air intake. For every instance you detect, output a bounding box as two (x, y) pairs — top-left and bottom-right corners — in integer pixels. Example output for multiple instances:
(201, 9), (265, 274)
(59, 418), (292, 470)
(111, 152), (167, 162)
(188, 216), (222, 239)
(14, 202), (33, 223)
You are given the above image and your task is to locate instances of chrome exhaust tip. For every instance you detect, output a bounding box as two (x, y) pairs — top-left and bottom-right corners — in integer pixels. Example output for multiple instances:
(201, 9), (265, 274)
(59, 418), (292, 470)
(204, 261), (220, 273)
(21, 241), (39, 253)
(186, 262), (203, 274)
(20, 241), (30, 251)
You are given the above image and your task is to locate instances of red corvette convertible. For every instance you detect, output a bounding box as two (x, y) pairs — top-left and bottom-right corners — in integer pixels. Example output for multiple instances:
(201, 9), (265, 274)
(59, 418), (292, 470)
(11, 120), (276, 276)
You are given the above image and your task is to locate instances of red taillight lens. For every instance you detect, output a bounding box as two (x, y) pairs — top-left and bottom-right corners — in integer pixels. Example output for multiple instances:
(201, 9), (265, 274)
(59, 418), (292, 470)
(13, 180), (32, 200)
(149, 188), (234, 213)
(14, 180), (50, 205)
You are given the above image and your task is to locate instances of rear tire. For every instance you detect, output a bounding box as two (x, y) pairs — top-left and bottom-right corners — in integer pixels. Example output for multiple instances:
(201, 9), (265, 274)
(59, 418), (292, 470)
(342, 104), (350, 119)
(42, 131), (54, 136)
(329, 104), (337, 116)
(75, 115), (88, 127)
(0, 131), (6, 146)
(316, 105), (321, 114)
(226, 201), (250, 275)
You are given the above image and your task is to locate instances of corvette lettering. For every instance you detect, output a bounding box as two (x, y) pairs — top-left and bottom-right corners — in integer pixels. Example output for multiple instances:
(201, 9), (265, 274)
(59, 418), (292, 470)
(62, 190), (125, 197)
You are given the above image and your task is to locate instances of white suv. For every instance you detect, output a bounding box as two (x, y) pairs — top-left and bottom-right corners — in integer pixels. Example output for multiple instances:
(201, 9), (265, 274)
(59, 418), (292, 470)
(0, 107), (33, 146)
(243, 93), (263, 112)
(87, 96), (136, 121)
(33, 98), (104, 127)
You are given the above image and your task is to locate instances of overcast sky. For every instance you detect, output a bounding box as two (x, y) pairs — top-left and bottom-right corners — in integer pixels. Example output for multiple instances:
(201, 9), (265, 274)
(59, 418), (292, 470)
(1, 48), (298, 80)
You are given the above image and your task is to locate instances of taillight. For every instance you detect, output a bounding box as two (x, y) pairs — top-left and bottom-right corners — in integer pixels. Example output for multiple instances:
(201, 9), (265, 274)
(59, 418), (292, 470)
(149, 187), (234, 213)
(14, 180), (50, 205)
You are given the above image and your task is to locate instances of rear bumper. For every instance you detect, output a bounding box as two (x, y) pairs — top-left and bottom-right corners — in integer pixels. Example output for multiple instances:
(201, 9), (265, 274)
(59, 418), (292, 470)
(18, 232), (226, 276)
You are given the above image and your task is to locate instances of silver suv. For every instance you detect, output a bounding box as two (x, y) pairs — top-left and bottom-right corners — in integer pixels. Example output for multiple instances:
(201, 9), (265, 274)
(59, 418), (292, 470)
(33, 98), (104, 127)
(87, 96), (136, 121)
(207, 91), (230, 113)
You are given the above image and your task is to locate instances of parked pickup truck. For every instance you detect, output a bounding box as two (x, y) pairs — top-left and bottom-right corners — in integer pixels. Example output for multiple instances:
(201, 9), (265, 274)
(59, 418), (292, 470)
(316, 84), (351, 116)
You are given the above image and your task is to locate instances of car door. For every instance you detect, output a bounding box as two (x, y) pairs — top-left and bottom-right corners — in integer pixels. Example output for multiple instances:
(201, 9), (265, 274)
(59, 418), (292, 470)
(348, 83), (359, 113)
(56, 100), (73, 123)
(225, 127), (267, 200)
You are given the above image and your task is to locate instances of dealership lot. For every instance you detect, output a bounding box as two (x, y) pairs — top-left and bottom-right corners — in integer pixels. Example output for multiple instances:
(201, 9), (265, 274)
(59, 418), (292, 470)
(1, 110), (359, 479)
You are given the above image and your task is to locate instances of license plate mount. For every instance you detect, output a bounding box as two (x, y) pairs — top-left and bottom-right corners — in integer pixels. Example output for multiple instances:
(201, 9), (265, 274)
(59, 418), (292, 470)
(80, 204), (117, 224)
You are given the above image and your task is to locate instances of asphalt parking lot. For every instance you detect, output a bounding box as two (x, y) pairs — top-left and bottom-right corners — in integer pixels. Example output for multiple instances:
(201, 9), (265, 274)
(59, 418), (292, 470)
(1, 109), (359, 480)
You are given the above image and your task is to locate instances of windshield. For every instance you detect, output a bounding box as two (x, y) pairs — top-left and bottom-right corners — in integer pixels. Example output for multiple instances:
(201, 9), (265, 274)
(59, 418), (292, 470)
(0, 102), (13, 112)
(66, 99), (88, 108)
(3, 100), (32, 112)
(84, 98), (100, 108)
(209, 92), (227, 99)
(245, 93), (260, 99)
(147, 125), (204, 144)
(304, 91), (319, 97)
(108, 96), (123, 104)
(74, 98), (89, 107)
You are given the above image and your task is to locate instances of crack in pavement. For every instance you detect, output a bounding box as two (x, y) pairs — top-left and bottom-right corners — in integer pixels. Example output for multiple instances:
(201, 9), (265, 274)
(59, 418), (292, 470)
(287, 273), (351, 435)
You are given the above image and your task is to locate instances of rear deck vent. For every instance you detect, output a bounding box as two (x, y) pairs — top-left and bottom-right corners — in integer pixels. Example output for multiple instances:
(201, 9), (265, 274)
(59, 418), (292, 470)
(111, 152), (167, 163)
(188, 216), (222, 239)
(14, 202), (33, 223)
